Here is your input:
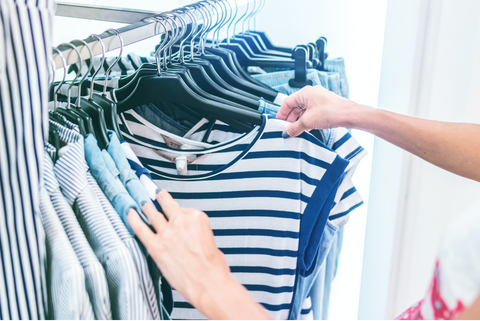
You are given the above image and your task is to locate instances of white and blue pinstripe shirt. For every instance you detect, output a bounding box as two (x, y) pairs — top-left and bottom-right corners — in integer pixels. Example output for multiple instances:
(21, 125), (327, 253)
(50, 122), (153, 320)
(43, 152), (112, 320)
(39, 183), (94, 320)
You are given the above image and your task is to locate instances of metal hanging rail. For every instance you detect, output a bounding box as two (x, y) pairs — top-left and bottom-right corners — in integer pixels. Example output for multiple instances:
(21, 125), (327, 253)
(54, 2), (162, 24)
(52, 0), (253, 70)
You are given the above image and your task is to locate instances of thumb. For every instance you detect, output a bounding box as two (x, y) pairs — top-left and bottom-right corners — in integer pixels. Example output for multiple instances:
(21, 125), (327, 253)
(282, 118), (307, 139)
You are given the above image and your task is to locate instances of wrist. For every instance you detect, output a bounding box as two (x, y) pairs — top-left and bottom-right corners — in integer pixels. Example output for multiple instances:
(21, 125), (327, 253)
(194, 273), (272, 320)
(338, 101), (376, 130)
(194, 274), (239, 319)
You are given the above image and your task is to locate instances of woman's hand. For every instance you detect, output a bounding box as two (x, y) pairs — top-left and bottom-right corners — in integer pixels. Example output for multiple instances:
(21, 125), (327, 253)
(277, 85), (480, 183)
(127, 190), (273, 320)
(276, 85), (360, 138)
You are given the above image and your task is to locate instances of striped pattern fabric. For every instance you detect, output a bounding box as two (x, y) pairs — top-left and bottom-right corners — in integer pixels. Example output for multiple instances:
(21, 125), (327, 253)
(51, 123), (153, 320)
(85, 171), (161, 320)
(43, 152), (112, 320)
(329, 128), (367, 228)
(120, 114), (348, 319)
(120, 109), (366, 224)
(0, 0), (54, 319)
(300, 296), (314, 320)
(39, 184), (94, 320)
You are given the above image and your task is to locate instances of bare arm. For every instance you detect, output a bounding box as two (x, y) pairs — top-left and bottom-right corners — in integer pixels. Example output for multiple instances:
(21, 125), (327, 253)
(277, 85), (480, 182)
(128, 191), (273, 320)
(457, 293), (480, 319)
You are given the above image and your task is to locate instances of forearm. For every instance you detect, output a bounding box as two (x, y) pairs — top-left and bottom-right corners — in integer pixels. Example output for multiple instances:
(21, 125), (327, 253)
(344, 103), (480, 182)
(195, 274), (273, 320)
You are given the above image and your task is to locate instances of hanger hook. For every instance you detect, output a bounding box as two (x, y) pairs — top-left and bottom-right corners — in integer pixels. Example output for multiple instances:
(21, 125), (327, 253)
(59, 43), (82, 110)
(153, 13), (178, 70)
(184, 5), (202, 61)
(52, 47), (68, 111)
(70, 39), (94, 107)
(175, 8), (197, 64)
(201, 1), (220, 49)
(253, 0), (266, 31)
(207, 0), (227, 47)
(226, 0), (238, 44)
(233, 0), (248, 37)
(244, 0), (256, 33)
(103, 28), (124, 96)
(214, 0), (230, 47)
(146, 16), (169, 75)
(196, 3), (212, 55)
(87, 34), (106, 100)
(190, 3), (209, 56)
(167, 11), (187, 64)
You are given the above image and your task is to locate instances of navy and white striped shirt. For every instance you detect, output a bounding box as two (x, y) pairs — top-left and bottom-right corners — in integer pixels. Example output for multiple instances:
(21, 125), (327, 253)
(120, 114), (348, 319)
(0, 0), (54, 319)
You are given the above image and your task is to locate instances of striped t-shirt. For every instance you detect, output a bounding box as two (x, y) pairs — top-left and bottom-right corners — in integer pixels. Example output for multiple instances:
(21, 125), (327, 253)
(120, 114), (348, 319)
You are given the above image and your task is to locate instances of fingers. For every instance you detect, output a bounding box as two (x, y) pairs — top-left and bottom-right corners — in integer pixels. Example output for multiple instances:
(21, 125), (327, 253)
(157, 190), (183, 221)
(142, 201), (168, 232)
(128, 209), (157, 244)
(283, 117), (307, 138)
(285, 107), (303, 123)
(276, 90), (304, 120)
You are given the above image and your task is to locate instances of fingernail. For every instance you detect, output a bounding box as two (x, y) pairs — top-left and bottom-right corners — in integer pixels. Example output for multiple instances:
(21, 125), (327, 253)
(282, 131), (291, 139)
(155, 188), (161, 195)
(141, 200), (148, 207)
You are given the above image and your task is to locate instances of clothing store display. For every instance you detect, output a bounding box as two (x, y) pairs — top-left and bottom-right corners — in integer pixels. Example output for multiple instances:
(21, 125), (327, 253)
(1, 1), (370, 319)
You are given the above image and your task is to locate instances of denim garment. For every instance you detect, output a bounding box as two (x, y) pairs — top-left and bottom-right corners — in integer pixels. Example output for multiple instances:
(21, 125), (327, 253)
(253, 69), (327, 90)
(133, 103), (194, 137)
(246, 58), (348, 95)
(325, 58), (349, 99)
(107, 131), (152, 209)
(288, 220), (339, 319)
(257, 99), (282, 118)
(84, 134), (142, 236)
(309, 228), (343, 319)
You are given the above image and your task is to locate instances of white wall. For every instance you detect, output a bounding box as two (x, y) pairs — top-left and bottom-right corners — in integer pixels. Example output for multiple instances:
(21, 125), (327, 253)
(256, 1), (388, 319)
(359, 0), (480, 319)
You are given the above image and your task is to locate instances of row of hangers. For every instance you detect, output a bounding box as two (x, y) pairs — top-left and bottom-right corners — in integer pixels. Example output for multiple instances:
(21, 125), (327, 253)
(48, 0), (328, 161)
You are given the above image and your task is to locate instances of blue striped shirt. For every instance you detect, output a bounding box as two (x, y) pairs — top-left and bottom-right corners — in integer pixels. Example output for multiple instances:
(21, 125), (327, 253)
(50, 122), (153, 319)
(39, 184), (94, 320)
(120, 114), (348, 319)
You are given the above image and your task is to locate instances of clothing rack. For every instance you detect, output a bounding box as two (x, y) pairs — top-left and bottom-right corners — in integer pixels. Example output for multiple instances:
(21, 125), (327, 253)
(52, 0), (254, 70)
